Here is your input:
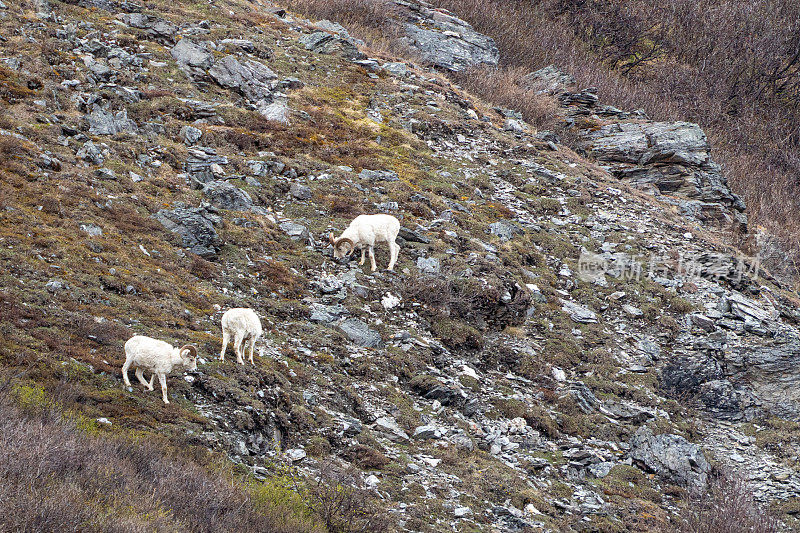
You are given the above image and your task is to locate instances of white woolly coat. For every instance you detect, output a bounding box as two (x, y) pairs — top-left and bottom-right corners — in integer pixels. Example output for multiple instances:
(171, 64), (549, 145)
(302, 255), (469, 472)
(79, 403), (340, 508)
(123, 336), (197, 375)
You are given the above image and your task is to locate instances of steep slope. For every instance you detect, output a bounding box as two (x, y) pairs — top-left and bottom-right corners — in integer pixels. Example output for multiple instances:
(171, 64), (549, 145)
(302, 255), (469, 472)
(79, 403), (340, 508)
(1, 0), (799, 531)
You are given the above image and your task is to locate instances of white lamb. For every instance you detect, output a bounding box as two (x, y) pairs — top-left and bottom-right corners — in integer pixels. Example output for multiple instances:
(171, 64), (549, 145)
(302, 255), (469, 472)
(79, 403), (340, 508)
(122, 335), (198, 404)
(328, 214), (401, 271)
(219, 308), (263, 365)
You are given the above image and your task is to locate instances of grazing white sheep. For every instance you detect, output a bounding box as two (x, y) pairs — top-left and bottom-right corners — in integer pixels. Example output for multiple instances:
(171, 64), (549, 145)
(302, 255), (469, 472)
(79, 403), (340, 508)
(122, 335), (198, 404)
(219, 308), (263, 365)
(328, 214), (401, 271)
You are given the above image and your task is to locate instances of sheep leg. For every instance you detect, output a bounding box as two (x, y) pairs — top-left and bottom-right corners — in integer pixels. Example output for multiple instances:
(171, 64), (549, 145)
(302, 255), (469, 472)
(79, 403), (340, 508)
(388, 242), (399, 271)
(234, 332), (245, 365)
(122, 359), (132, 387)
(135, 367), (154, 391)
(219, 329), (229, 362)
(157, 373), (169, 404)
(359, 248), (365, 266)
(368, 246), (377, 271)
(247, 339), (256, 365)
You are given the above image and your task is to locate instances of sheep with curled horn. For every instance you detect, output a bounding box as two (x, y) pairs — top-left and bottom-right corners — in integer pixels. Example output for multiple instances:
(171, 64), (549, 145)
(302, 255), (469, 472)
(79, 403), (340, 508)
(122, 335), (198, 404)
(329, 214), (401, 271)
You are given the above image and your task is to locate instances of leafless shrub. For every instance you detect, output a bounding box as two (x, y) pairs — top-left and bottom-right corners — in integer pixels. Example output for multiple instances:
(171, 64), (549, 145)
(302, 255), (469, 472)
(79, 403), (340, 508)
(301, 460), (389, 533)
(679, 470), (779, 533)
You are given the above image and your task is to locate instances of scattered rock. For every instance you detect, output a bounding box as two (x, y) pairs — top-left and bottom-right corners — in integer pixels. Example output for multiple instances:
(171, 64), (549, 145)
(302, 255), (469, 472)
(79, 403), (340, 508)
(85, 105), (138, 135)
(416, 256), (440, 274)
(180, 125), (202, 145)
(279, 221), (309, 241)
(359, 169), (399, 182)
(374, 416), (409, 442)
(561, 299), (598, 323)
(338, 318), (383, 348)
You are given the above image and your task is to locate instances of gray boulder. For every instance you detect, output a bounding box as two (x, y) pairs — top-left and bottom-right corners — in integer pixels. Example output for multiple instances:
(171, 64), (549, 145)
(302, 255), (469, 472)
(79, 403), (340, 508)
(201, 180), (253, 211)
(374, 416), (409, 442)
(416, 256), (440, 274)
(338, 318), (383, 348)
(561, 299), (598, 323)
(289, 182), (312, 200)
(400, 7), (499, 71)
(299, 31), (363, 59)
(258, 99), (289, 123)
(398, 227), (430, 244)
(180, 125), (202, 146)
(208, 55), (277, 102)
(121, 13), (176, 42)
(86, 105), (138, 135)
(171, 39), (214, 71)
(299, 31), (334, 51)
(382, 61), (408, 77)
(185, 147), (229, 184)
(76, 140), (105, 165)
(153, 206), (221, 257)
(279, 221), (309, 241)
(488, 220), (522, 242)
(629, 426), (709, 491)
(309, 303), (349, 324)
(359, 169), (399, 182)
(520, 65), (576, 95)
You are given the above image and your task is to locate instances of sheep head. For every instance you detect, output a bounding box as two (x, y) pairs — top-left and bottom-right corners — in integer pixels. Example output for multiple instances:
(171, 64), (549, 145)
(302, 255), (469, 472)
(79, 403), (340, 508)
(331, 235), (355, 260)
(177, 344), (198, 371)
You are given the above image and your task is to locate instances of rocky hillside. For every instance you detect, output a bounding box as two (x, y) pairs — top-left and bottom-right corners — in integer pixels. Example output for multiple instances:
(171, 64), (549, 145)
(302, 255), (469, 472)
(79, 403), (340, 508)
(1, 0), (799, 531)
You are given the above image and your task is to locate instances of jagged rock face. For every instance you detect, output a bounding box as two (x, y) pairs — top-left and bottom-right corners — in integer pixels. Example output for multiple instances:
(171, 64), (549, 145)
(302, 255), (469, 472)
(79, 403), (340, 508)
(579, 121), (746, 228)
(397, 1), (499, 71)
(523, 66), (747, 230)
(727, 338), (800, 420)
(85, 104), (138, 135)
(662, 288), (800, 421)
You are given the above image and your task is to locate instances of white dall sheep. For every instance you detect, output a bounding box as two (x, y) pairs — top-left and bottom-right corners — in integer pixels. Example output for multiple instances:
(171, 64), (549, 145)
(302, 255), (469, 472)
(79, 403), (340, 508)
(329, 214), (401, 272)
(122, 335), (198, 404)
(220, 308), (263, 365)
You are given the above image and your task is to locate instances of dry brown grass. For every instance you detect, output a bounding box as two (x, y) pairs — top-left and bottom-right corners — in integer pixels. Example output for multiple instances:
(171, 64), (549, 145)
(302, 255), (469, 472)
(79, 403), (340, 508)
(0, 385), (320, 533)
(451, 66), (559, 130)
(284, 0), (402, 54)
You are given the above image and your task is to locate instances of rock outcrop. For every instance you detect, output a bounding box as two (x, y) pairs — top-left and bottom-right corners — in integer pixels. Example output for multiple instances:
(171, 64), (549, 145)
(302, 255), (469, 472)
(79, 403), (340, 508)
(524, 66), (747, 231)
(396, 1), (499, 71)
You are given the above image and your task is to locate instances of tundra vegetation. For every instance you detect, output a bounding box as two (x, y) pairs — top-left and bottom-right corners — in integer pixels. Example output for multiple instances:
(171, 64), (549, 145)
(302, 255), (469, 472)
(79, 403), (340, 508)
(0, 0), (797, 531)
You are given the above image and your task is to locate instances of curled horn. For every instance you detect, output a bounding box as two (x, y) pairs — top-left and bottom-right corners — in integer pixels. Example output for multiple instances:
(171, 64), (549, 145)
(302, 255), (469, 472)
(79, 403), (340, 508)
(335, 237), (354, 253)
(179, 345), (197, 358)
